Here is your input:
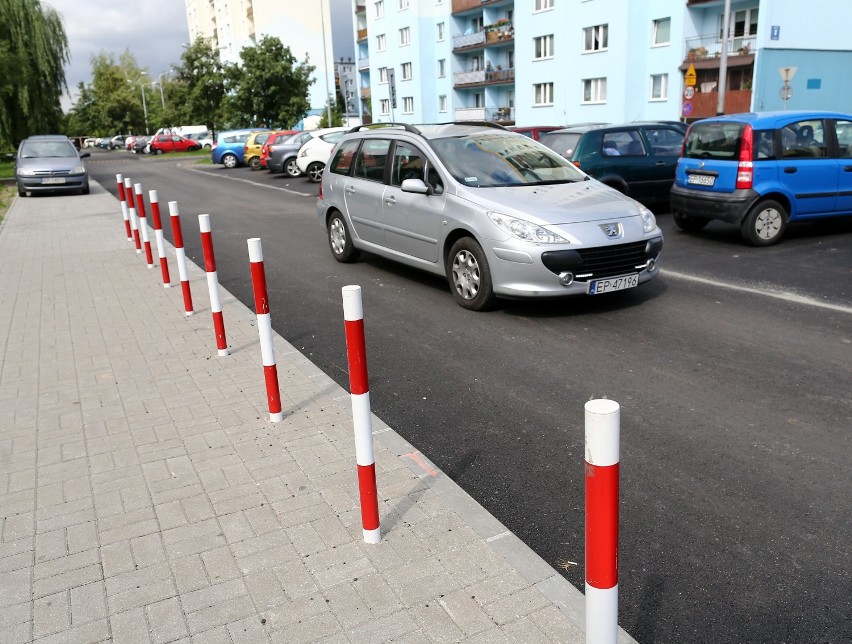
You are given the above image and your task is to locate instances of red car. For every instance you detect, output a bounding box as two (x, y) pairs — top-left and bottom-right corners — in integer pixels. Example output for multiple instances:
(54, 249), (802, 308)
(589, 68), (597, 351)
(260, 130), (297, 168)
(149, 134), (202, 155)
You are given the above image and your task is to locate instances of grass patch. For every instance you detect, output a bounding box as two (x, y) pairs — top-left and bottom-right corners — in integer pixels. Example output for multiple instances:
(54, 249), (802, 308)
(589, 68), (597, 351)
(0, 159), (15, 179)
(0, 183), (17, 225)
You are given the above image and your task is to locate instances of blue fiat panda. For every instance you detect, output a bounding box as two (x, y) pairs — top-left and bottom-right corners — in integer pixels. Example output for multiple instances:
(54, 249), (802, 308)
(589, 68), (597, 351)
(669, 111), (852, 245)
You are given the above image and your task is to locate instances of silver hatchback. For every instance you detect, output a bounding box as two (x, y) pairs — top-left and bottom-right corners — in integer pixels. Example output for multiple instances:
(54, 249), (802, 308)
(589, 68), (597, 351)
(317, 123), (663, 310)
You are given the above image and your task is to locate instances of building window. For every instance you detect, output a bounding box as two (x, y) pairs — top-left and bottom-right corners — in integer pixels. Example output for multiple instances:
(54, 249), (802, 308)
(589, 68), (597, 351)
(401, 62), (412, 80)
(721, 8), (758, 39)
(439, 95), (447, 112)
(650, 74), (668, 100)
(379, 67), (388, 83)
(535, 0), (554, 10)
(380, 98), (390, 115)
(399, 0), (409, 9)
(400, 26), (410, 46)
(377, 34), (386, 51)
(375, 0), (384, 18)
(437, 22), (446, 41)
(583, 24), (608, 52)
(438, 59), (446, 78)
(534, 82), (554, 106)
(534, 35), (554, 59)
(653, 18), (670, 46)
(582, 77), (607, 103)
(402, 97), (414, 114)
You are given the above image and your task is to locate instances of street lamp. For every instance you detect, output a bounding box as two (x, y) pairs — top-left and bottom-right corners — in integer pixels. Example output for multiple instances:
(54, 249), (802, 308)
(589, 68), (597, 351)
(156, 71), (169, 109)
(127, 71), (150, 135)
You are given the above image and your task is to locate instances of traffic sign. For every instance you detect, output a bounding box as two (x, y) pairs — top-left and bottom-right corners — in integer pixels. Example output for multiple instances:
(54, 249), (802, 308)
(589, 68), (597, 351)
(684, 64), (697, 87)
(682, 101), (693, 117)
(778, 66), (797, 83)
(684, 86), (695, 100)
(779, 85), (793, 100)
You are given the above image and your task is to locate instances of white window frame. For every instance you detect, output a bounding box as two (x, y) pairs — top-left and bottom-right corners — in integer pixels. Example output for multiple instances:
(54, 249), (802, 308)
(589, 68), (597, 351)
(402, 96), (414, 114)
(650, 74), (668, 100)
(375, 0), (384, 18)
(583, 24), (608, 52)
(533, 82), (554, 106)
(437, 59), (446, 78)
(535, 0), (554, 10)
(439, 95), (447, 112)
(437, 22), (446, 41)
(399, 0), (409, 9)
(378, 67), (388, 84)
(376, 34), (386, 51)
(534, 35), (554, 60)
(380, 98), (390, 115)
(582, 77), (607, 104)
(400, 26), (411, 46)
(401, 62), (412, 80)
(652, 18), (671, 46)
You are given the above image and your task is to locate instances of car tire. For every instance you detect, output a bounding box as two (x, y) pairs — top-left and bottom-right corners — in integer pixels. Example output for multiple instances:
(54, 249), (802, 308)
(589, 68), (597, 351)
(327, 212), (360, 263)
(307, 162), (324, 183)
(18, 186), (27, 197)
(81, 183), (90, 195)
(203, 143), (212, 150)
(446, 237), (496, 311)
(740, 199), (788, 246)
(222, 153), (238, 169)
(248, 156), (261, 170)
(285, 158), (301, 177)
(672, 212), (710, 233)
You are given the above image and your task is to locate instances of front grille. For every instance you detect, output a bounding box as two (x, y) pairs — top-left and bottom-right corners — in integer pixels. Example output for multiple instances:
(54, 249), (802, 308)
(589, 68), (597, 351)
(33, 170), (71, 177)
(541, 240), (655, 281)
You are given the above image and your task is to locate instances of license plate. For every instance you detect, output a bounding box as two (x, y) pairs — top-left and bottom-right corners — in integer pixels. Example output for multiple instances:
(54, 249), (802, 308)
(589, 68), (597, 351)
(687, 173), (715, 187)
(589, 273), (639, 295)
(42, 177), (66, 185)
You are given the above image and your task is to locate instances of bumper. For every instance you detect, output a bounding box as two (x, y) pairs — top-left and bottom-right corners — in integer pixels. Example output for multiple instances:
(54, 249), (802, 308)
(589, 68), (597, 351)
(17, 176), (88, 194)
(670, 185), (757, 224)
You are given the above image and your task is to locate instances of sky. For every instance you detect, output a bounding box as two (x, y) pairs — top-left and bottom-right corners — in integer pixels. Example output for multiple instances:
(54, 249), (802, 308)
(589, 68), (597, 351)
(44, 0), (190, 110)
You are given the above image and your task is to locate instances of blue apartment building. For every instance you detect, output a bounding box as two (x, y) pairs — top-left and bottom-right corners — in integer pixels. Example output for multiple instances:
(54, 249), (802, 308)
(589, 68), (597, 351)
(353, 0), (852, 127)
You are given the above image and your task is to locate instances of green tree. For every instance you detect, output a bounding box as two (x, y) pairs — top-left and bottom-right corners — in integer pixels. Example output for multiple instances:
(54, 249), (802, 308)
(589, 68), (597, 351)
(317, 98), (344, 128)
(171, 38), (226, 135)
(0, 0), (69, 148)
(223, 36), (315, 129)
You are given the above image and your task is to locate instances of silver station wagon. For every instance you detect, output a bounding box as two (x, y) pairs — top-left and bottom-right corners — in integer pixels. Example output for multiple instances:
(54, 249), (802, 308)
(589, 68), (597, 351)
(317, 123), (663, 310)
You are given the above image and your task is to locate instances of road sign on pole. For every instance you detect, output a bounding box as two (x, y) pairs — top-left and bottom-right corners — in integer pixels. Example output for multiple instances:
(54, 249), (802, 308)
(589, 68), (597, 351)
(778, 67), (798, 83)
(684, 64), (697, 87)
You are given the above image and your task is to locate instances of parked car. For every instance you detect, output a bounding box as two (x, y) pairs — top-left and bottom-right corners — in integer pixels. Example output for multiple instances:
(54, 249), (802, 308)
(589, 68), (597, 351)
(260, 130), (298, 169)
(509, 125), (561, 141)
(185, 131), (213, 149)
(670, 110), (852, 246)
(266, 131), (316, 176)
(317, 122), (663, 310)
(131, 136), (152, 154)
(149, 134), (202, 154)
(211, 129), (269, 168)
(539, 122), (685, 206)
(82, 137), (98, 149)
(109, 135), (126, 150)
(12, 135), (90, 196)
(243, 131), (274, 170)
(296, 129), (348, 182)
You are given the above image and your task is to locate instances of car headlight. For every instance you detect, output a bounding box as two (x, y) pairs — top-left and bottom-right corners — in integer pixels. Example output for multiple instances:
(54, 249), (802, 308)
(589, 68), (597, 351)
(488, 211), (569, 244)
(18, 168), (37, 176)
(639, 206), (657, 234)
(70, 165), (85, 174)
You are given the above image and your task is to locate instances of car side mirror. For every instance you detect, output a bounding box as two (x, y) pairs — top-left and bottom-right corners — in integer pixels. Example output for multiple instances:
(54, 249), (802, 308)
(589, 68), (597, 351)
(400, 178), (431, 195)
(80, 152), (91, 159)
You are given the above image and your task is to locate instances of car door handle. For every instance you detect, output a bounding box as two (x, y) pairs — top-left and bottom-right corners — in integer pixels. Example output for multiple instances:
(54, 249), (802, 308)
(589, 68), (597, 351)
(783, 167), (797, 174)
(384, 195), (396, 205)
(844, 166), (852, 172)
(655, 161), (666, 166)
(345, 186), (356, 195)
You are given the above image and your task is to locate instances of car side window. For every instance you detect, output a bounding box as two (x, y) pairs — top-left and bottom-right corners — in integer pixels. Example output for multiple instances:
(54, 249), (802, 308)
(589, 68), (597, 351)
(353, 139), (391, 182)
(644, 127), (685, 156)
(781, 120), (827, 159)
(329, 140), (360, 176)
(391, 143), (424, 186)
(754, 130), (775, 160)
(834, 120), (852, 158)
(602, 130), (645, 157)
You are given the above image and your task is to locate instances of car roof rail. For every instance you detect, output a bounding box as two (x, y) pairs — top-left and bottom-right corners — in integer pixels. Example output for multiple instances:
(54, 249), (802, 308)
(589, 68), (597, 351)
(347, 122), (422, 135)
(432, 120), (509, 130)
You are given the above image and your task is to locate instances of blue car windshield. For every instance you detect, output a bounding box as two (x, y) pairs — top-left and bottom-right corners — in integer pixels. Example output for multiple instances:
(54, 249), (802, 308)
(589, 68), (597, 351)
(21, 140), (78, 158)
(429, 134), (587, 187)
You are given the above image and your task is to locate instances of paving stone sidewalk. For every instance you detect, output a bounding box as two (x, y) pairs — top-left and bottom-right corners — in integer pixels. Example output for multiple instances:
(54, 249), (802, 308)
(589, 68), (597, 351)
(0, 183), (636, 643)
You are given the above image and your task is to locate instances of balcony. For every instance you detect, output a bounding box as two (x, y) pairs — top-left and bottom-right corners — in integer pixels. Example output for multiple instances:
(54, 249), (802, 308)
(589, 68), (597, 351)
(684, 33), (756, 63)
(454, 106), (515, 124)
(453, 23), (514, 51)
(358, 56), (369, 70)
(360, 87), (371, 100)
(357, 28), (368, 42)
(684, 89), (752, 121)
(452, 0), (512, 15)
(454, 66), (515, 88)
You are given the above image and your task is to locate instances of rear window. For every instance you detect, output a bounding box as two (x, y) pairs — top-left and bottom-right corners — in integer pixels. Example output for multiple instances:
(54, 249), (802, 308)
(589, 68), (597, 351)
(539, 132), (582, 159)
(329, 140), (359, 175)
(683, 122), (745, 160)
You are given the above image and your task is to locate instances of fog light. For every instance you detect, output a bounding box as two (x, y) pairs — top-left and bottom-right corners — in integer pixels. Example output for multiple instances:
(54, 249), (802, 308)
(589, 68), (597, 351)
(559, 271), (574, 286)
(647, 258), (656, 272)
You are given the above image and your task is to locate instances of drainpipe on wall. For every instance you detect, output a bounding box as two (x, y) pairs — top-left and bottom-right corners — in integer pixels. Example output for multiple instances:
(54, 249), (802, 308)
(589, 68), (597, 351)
(717, 0), (732, 115)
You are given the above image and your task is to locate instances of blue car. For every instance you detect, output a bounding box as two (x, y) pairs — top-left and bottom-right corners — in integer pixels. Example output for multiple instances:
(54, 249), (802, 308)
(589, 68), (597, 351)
(670, 110), (852, 245)
(211, 128), (269, 168)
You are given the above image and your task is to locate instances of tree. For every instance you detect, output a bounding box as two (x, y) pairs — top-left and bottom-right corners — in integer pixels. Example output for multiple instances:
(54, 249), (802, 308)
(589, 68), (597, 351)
(223, 36), (315, 129)
(317, 98), (344, 128)
(171, 38), (227, 135)
(0, 0), (69, 148)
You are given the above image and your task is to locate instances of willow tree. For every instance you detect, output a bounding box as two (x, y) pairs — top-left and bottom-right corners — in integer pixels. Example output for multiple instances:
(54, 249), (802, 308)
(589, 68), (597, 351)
(0, 0), (69, 148)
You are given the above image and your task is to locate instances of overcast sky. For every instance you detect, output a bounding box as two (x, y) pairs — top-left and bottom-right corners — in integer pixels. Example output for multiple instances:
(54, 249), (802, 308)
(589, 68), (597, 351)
(44, 0), (190, 109)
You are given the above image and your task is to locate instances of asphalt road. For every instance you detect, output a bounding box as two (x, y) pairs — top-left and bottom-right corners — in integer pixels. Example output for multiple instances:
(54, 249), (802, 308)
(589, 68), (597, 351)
(87, 150), (852, 644)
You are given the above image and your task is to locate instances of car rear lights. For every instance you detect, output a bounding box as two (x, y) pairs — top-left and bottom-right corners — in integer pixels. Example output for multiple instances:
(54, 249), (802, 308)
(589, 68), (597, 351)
(736, 124), (754, 190)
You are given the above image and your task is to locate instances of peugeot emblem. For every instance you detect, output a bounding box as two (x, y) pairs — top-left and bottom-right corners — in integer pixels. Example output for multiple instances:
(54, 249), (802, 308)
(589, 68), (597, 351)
(601, 223), (620, 237)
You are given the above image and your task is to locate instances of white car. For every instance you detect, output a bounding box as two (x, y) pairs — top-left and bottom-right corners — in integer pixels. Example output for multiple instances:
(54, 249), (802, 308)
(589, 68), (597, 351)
(296, 128), (348, 182)
(185, 131), (213, 149)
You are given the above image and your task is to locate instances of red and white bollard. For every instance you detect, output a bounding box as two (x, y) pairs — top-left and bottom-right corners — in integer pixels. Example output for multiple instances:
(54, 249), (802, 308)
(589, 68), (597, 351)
(585, 398), (620, 644)
(116, 174), (132, 241)
(247, 238), (282, 422)
(148, 190), (172, 288)
(124, 177), (141, 253)
(342, 285), (381, 544)
(133, 183), (155, 268)
(168, 201), (194, 316)
(198, 214), (228, 356)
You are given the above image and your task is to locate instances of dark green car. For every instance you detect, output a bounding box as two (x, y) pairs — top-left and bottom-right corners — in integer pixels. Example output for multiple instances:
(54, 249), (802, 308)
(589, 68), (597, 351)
(540, 122), (686, 207)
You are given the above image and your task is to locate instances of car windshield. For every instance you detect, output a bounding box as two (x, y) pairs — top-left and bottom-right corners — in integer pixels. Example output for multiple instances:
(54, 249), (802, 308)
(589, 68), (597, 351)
(429, 133), (586, 187)
(21, 140), (78, 158)
(683, 122), (745, 160)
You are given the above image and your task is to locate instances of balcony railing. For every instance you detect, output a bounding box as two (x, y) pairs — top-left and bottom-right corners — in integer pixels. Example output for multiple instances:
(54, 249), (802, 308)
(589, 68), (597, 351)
(452, 0), (507, 14)
(685, 33), (756, 61)
(453, 25), (514, 50)
(360, 87), (371, 99)
(453, 31), (486, 49)
(453, 67), (515, 87)
(357, 28), (368, 42)
(454, 106), (515, 122)
(358, 56), (369, 70)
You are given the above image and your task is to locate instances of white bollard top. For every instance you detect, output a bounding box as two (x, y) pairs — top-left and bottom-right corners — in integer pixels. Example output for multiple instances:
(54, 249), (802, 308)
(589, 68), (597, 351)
(149, 189), (158, 203)
(198, 213), (211, 233)
(168, 201), (179, 216)
(584, 398), (620, 466)
(123, 177), (132, 189)
(133, 182), (142, 195)
(342, 285), (363, 321)
(116, 173), (123, 182)
(247, 238), (263, 262)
